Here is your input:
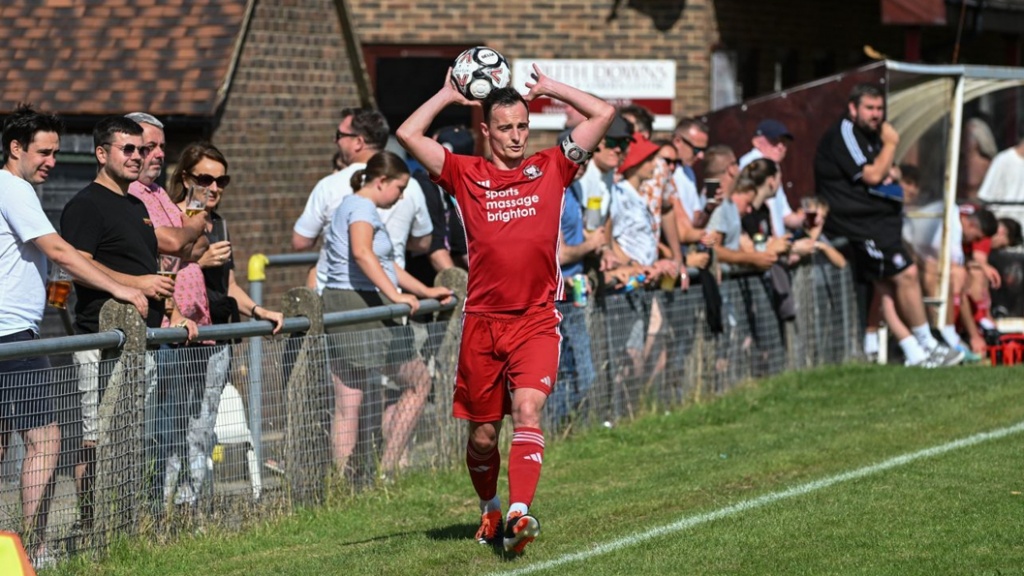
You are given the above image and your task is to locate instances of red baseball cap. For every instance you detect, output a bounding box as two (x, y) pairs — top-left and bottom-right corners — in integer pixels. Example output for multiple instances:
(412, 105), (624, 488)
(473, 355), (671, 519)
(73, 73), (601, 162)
(618, 133), (661, 175)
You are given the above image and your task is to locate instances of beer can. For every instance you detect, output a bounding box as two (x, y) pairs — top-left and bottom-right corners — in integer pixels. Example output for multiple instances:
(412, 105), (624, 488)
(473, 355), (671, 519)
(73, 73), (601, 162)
(571, 274), (588, 307)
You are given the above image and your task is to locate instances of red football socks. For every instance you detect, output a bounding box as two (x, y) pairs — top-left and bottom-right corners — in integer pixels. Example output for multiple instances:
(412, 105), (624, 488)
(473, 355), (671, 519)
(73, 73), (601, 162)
(508, 427), (545, 508)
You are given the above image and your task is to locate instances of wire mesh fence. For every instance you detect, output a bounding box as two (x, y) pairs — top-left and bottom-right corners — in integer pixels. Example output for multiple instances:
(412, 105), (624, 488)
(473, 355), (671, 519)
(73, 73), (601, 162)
(0, 261), (857, 565)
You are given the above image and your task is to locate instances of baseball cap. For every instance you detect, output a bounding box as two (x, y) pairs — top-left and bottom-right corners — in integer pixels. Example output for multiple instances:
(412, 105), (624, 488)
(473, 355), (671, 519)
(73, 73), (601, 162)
(754, 119), (794, 141)
(618, 133), (660, 175)
(435, 125), (474, 155)
(605, 115), (636, 140)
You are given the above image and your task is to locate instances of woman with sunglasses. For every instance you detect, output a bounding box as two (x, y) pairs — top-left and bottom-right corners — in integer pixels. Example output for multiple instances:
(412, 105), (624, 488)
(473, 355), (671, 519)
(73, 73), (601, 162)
(163, 142), (284, 506)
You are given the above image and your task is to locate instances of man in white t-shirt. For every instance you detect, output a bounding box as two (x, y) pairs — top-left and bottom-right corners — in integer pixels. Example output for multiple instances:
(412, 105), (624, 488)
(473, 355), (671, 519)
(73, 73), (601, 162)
(292, 108), (431, 291)
(978, 124), (1024, 225)
(738, 119), (805, 237)
(0, 105), (146, 564)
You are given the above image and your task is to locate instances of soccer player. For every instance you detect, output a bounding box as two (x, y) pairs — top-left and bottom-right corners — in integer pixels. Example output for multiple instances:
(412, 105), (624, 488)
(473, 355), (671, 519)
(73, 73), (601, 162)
(397, 65), (614, 554)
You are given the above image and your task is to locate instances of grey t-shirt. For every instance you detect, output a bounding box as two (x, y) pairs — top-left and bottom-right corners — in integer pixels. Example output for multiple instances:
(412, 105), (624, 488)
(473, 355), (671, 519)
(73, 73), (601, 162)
(320, 194), (397, 291)
(707, 199), (743, 274)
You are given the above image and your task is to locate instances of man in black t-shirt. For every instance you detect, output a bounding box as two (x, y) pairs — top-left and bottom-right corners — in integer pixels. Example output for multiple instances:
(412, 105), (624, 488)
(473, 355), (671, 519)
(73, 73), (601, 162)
(814, 84), (961, 368)
(60, 116), (177, 526)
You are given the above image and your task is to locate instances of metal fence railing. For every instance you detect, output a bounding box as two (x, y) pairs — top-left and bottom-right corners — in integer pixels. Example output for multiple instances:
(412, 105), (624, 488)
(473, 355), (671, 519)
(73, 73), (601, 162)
(0, 261), (857, 566)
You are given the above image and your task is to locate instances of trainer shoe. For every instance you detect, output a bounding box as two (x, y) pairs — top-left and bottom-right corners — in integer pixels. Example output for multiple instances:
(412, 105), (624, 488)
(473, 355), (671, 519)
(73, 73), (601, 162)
(503, 511), (540, 554)
(955, 343), (982, 364)
(929, 343), (964, 367)
(475, 510), (503, 545)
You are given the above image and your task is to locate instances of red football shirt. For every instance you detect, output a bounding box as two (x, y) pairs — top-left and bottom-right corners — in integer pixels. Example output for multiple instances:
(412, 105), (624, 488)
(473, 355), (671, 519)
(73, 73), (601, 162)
(434, 147), (577, 312)
(964, 235), (992, 259)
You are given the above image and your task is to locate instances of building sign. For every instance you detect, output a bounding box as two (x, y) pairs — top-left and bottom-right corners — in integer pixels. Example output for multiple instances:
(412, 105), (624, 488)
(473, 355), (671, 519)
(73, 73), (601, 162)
(511, 59), (677, 131)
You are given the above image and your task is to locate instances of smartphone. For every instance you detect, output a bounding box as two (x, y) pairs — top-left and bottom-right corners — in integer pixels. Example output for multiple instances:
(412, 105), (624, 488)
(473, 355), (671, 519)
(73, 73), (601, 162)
(703, 179), (721, 201)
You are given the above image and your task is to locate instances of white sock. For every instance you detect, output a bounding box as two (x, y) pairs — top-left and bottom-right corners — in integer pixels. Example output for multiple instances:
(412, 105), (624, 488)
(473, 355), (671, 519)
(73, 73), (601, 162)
(940, 325), (962, 349)
(864, 332), (879, 355)
(979, 317), (996, 331)
(481, 496), (501, 514)
(900, 336), (929, 364)
(911, 324), (940, 351)
(507, 502), (528, 520)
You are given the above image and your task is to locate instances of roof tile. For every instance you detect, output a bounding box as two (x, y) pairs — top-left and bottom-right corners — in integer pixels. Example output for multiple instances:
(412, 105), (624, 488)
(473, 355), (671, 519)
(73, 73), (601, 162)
(0, 1), (248, 118)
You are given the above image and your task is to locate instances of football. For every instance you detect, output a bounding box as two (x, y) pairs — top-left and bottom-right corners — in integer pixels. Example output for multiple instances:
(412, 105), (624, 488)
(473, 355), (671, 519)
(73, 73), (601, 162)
(450, 46), (511, 100)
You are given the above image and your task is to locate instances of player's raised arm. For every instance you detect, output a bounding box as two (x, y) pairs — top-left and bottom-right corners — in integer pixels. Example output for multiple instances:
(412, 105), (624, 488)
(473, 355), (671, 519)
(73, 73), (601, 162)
(397, 68), (477, 178)
(523, 64), (614, 153)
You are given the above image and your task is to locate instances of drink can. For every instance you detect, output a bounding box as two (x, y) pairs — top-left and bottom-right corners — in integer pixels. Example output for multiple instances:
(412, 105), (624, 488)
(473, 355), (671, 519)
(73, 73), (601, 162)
(571, 274), (588, 307)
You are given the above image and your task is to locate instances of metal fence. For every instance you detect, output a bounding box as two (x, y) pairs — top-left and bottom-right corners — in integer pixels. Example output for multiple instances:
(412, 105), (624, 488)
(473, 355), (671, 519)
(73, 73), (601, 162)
(0, 261), (857, 565)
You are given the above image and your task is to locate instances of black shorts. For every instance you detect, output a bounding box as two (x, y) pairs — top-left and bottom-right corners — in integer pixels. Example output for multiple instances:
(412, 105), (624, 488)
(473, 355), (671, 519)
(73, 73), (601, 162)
(851, 238), (913, 281)
(0, 330), (55, 432)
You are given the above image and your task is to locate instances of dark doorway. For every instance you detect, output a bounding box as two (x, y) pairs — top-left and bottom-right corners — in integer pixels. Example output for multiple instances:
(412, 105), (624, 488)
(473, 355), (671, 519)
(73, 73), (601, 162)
(364, 45), (481, 139)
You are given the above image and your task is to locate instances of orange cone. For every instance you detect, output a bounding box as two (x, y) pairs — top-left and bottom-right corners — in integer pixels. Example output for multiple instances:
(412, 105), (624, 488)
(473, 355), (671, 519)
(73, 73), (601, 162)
(0, 531), (36, 576)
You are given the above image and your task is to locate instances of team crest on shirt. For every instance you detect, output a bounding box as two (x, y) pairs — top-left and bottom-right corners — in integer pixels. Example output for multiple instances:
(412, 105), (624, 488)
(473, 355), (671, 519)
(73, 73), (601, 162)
(522, 164), (542, 180)
(892, 253), (906, 268)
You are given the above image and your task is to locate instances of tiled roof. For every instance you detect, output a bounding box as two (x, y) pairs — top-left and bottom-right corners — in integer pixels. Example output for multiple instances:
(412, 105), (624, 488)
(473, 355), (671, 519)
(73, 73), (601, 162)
(0, 0), (250, 117)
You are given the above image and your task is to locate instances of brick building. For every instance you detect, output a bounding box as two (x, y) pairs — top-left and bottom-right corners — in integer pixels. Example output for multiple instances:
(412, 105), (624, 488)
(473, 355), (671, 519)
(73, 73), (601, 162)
(1, 0), (1021, 330)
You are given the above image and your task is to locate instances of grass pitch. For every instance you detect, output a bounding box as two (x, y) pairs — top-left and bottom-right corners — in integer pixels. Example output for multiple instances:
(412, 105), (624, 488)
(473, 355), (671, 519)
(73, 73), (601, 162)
(47, 364), (1024, 576)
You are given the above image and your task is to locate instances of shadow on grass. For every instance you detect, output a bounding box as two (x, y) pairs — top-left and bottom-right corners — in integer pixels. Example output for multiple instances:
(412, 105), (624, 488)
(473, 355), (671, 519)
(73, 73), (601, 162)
(426, 523), (529, 560)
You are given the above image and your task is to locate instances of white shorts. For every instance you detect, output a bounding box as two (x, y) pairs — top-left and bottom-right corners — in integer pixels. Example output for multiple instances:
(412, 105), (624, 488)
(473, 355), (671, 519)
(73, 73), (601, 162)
(75, 349), (156, 443)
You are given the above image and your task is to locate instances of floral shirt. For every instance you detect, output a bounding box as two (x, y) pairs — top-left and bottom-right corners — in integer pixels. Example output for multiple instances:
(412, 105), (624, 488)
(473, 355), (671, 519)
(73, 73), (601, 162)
(128, 182), (211, 330)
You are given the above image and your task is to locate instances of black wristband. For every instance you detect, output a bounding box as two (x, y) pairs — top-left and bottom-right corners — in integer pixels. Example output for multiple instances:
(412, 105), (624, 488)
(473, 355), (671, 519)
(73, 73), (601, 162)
(251, 305), (259, 318)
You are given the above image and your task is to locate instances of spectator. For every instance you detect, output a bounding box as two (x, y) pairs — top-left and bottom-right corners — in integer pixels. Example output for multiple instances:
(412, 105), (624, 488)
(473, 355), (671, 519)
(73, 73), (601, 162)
(397, 66), (614, 553)
(707, 175), (781, 274)
(318, 151), (452, 476)
(978, 120), (1024, 225)
(814, 83), (961, 367)
(960, 117), (998, 201)
(738, 119), (804, 236)
(60, 115), (175, 528)
(164, 142), (284, 505)
(123, 112), (210, 504)
(576, 114), (633, 247)
(0, 105), (145, 566)
(293, 108), (433, 475)
(552, 167), (605, 428)
(406, 125), (472, 284)
(670, 117), (709, 223)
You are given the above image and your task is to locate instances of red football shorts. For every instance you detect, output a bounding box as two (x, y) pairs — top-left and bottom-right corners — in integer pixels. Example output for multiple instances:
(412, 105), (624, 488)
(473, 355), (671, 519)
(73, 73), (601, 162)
(453, 304), (563, 422)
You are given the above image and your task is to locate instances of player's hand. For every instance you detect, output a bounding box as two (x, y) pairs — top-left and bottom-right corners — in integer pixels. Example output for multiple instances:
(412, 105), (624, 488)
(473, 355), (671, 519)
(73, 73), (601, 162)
(444, 67), (481, 107)
(880, 121), (900, 146)
(523, 64), (551, 102)
(111, 285), (149, 318)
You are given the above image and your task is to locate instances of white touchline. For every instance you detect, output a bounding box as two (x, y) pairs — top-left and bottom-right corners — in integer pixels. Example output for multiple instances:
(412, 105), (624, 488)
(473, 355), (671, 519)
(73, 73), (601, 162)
(492, 420), (1024, 576)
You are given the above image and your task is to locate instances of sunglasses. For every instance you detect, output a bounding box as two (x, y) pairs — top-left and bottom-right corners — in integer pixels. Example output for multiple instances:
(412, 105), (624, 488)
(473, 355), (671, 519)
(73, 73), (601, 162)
(604, 137), (631, 151)
(188, 172), (231, 188)
(676, 135), (707, 156)
(336, 130), (360, 141)
(659, 156), (683, 169)
(104, 142), (152, 157)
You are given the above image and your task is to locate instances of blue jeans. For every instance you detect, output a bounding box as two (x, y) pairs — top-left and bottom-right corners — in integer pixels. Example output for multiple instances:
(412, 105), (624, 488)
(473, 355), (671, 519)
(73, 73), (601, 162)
(552, 304), (595, 423)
